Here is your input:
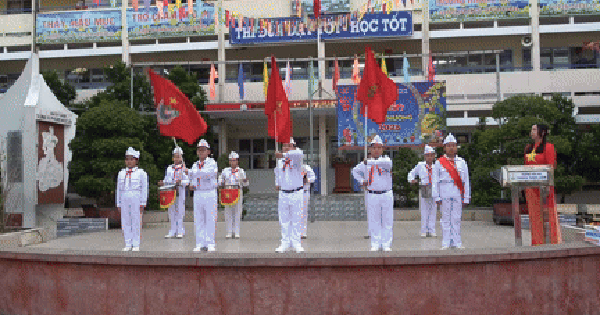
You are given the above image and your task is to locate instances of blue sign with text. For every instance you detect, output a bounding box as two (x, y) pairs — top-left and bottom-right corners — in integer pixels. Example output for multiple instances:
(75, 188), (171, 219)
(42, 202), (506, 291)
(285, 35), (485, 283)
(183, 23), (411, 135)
(229, 11), (412, 45)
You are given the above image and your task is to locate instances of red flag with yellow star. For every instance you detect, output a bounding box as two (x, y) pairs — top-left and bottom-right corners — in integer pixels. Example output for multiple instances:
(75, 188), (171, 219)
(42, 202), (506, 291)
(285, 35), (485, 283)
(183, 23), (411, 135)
(148, 69), (208, 145)
(356, 47), (398, 125)
(264, 55), (293, 143)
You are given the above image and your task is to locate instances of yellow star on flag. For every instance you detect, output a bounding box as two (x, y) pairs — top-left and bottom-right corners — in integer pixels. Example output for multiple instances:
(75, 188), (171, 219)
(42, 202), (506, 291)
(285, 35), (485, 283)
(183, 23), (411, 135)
(526, 151), (537, 162)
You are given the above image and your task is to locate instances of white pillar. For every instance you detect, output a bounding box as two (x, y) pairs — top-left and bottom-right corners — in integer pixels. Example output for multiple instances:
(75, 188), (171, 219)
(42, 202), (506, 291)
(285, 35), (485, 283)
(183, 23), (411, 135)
(422, 0), (430, 77)
(121, 0), (130, 66)
(218, 119), (227, 156)
(318, 34), (325, 97)
(530, 0), (540, 72)
(319, 115), (327, 196)
(31, 0), (36, 53)
(22, 107), (37, 229)
(218, 0), (226, 102)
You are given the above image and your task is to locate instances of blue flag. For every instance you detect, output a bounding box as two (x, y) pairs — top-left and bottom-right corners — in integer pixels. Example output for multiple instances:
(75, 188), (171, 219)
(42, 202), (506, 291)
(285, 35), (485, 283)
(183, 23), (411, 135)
(403, 56), (410, 83)
(238, 63), (245, 100)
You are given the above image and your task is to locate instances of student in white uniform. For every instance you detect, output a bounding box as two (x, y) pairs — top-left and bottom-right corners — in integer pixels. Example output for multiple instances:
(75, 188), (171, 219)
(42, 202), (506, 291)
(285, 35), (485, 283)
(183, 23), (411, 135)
(159, 146), (189, 239)
(300, 162), (315, 239)
(188, 139), (218, 252)
(408, 145), (437, 238)
(218, 151), (249, 239)
(351, 135), (394, 251)
(432, 134), (471, 250)
(116, 147), (149, 252)
(274, 137), (305, 253)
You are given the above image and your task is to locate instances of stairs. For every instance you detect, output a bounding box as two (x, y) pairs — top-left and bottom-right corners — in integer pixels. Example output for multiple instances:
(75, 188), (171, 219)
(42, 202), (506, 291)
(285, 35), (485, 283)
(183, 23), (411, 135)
(242, 194), (366, 221)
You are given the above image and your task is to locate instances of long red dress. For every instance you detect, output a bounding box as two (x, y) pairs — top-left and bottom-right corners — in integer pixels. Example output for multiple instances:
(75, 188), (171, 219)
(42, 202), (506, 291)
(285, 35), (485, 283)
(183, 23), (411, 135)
(524, 142), (562, 245)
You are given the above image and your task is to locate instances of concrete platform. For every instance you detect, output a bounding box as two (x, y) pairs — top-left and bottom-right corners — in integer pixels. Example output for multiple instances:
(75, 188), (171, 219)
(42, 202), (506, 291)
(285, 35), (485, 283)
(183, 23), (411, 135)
(34, 221), (529, 252)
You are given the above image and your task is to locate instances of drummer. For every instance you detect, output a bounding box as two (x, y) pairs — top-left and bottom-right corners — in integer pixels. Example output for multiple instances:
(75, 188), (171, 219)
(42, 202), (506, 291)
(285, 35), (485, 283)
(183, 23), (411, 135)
(408, 145), (437, 238)
(218, 151), (249, 239)
(158, 146), (189, 239)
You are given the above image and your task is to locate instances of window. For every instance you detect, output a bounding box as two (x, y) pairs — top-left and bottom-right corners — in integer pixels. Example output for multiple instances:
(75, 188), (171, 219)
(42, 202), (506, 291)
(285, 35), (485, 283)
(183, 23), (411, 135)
(571, 46), (598, 69)
(237, 138), (270, 170)
(523, 48), (532, 69)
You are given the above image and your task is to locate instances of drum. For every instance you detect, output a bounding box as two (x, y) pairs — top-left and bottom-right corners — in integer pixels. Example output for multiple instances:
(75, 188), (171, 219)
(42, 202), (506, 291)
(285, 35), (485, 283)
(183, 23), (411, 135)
(159, 185), (177, 209)
(220, 185), (241, 206)
(420, 185), (433, 198)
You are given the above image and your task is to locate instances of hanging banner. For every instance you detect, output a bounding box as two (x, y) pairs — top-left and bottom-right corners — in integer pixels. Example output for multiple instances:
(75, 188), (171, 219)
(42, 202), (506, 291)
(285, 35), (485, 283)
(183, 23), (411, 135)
(429, 0), (529, 22)
(229, 11), (412, 45)
(291, 0), (351, 15)
(127, 2), (215, 40)
(36, 10), (122, 44)
(539, 0), (600, 16)
(337, 81), (446, 148)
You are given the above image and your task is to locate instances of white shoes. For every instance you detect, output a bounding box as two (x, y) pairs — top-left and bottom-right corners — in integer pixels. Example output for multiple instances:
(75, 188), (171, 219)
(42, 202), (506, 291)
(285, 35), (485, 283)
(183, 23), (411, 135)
(225, 233), (233, 239)
(122, 247), (131, 252)
(421, 233), (427, 238)
(430, 233), (437, 238)
(165, 234), (174, 239)
(294, 246), (304, 253)
(456, 246), (465, 249)
(176, 234), (183, 239)
(234, 234), (240, 239)
(440, 246), (449, 250)
(370, 246), (379, 252)
(131, 247), (140, 252)
(207, 246), (216, 252)
(275, 245), (287, 253)
(193, 247), (202, 252)
(383, 247), (392, 252)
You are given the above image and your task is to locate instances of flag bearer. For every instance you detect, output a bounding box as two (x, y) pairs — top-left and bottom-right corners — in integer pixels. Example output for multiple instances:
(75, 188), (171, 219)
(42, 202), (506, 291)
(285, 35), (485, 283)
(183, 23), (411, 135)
(159, 146), (189, 239)
(300, 161), (316, 239)
(352, 135), (394, 252)
(274, 137), (305, 253)
(408, 145), (438, 238)
(188, 139), (218, 252)
(116, 147), (149, 252)
(432, 134), (471, 250)
(218, 151), (249, 239)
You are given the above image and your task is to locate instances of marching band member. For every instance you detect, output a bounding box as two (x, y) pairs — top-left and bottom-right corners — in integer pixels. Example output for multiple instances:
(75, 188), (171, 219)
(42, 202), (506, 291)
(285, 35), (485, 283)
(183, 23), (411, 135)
(218, 151), (249, 239)
(524, 124), (562, 245)
(116, 147), (148, 252)
(408, 145), (438, 238)
(158, 146), (189, 239)
(432, 134), (471, 250)
(274, 137), (305, 253)
(188, 139), (218, 252)
(352, 135), (394, 251)
(300, 161), (315, 239)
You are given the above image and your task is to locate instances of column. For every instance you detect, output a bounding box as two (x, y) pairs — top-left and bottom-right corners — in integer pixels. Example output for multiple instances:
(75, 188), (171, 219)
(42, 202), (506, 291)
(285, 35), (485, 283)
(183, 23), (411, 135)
(318, 34), (326, 97)
(121, 0), (130, 66)
(218, 0), (226, 102)
(319, 115), (327, 196)
(218, 119), (227, 156)
(31, 0), (36, 53)
(530, 0), (540, 72)
(23, 107), (37, 229)
(421, 0), (430, 77)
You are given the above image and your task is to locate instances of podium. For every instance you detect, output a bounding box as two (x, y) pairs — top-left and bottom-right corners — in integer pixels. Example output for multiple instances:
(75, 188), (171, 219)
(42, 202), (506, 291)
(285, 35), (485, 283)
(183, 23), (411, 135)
(491, 165), (554, 246)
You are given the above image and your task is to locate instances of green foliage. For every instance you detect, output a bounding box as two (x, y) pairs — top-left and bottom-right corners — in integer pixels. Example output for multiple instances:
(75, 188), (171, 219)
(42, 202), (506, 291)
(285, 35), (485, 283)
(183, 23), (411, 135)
(463, 94), (585, 206)
(392, 148), (421, 207)
(42, 70), (76, 106)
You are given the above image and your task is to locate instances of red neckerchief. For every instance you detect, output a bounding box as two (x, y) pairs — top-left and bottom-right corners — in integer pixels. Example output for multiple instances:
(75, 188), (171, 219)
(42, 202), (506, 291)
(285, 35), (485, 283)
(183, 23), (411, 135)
(425, 163), (432, 185)
(438, 155), (464, 196)
(173, 164), (183, 181)
(367, 165), (382, 186)
(126, 168), (134, 178)
(283, 158), (291, 171)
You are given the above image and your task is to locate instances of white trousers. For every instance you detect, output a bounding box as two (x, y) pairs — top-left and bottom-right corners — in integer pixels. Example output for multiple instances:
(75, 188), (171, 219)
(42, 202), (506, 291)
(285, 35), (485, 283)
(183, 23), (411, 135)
(364, 191), (371, 237)
(301, 191), (310, 236)
(366, 191), (394, 248)
(420, 196), (437, 234)
(224, 192), (243, 235)
(167, 191), (186, 236)
(120, 191), (142, 248)
(278, 189), (303, 248)
(193, 190), (218, 248)
(441, 197), (462, 247)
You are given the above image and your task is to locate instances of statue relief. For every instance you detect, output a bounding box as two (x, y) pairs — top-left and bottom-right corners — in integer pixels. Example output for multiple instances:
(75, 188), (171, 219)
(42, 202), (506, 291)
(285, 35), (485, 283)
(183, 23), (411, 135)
(38, 126), (64, 192)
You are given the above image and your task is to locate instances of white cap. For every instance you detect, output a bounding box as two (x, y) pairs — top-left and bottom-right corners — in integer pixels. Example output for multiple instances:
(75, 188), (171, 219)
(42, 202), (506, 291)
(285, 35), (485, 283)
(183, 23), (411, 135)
(424, 145), (435, 154)
(229, 151), (239, 159)
(125, 147), (140, 159)
(173, 146), (183, 155)
(443, 133), (457, 145)
(288, 137), (296, 145)
(197, 139), (210, 148)
(370, 135), (383, 145)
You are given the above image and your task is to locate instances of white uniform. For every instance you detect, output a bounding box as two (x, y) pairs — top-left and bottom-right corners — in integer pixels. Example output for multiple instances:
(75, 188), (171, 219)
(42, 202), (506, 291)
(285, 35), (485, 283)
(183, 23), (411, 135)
(300, 164), (316, 237)
(432, 155), (471, 248)
(188, 157), (218, 249)
(408, 161), (437, 235)
(274, 148), (305, 250)
(116, 167), (148, 249)
(162, 164), (189, 237)
(218, 167), (249, 237)
(352, 156), (394, 249)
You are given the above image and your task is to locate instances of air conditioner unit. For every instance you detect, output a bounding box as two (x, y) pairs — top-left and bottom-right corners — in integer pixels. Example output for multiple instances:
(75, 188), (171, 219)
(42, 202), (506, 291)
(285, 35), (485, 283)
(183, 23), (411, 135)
(522, 36), (532, 47)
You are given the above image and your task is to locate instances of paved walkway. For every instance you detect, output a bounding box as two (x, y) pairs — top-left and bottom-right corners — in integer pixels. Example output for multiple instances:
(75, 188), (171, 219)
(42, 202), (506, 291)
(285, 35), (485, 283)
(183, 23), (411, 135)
(31, 221), (532, 253)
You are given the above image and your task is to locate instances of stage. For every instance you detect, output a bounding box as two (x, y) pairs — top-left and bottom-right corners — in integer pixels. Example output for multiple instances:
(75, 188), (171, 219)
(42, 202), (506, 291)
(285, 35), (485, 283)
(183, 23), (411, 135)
(1, 221), (600, 315)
